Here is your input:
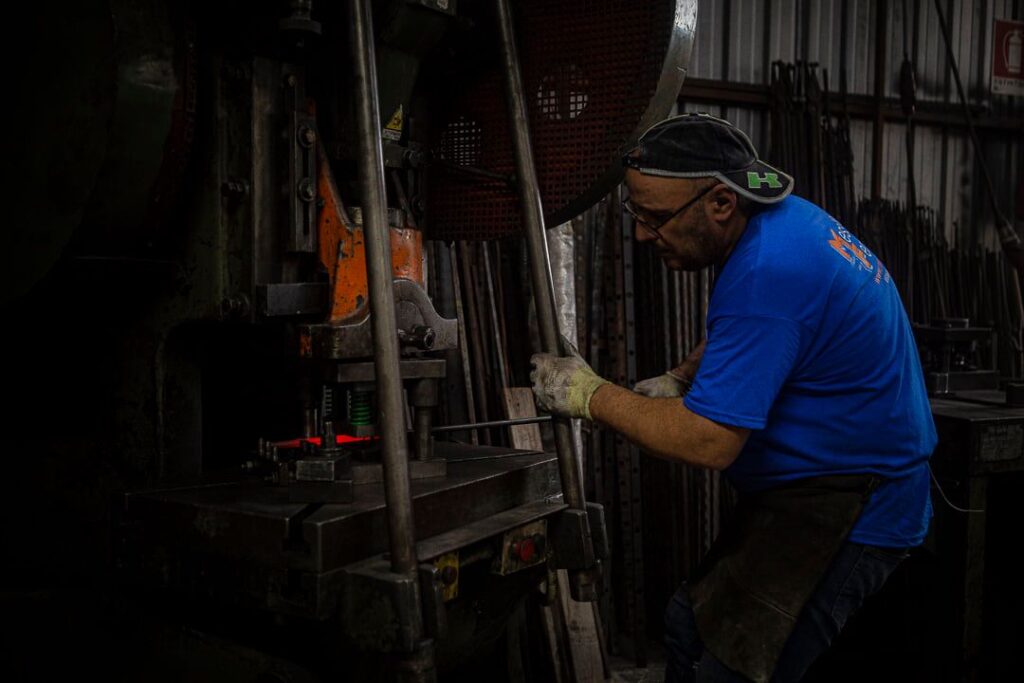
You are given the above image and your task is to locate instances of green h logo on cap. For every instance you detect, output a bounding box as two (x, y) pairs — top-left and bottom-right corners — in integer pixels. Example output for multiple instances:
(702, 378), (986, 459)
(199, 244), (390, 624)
(747, 171), (782, 189)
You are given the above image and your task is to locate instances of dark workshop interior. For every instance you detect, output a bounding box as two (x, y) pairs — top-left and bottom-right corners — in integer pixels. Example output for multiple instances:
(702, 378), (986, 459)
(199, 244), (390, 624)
(2, 1), (1023, 682)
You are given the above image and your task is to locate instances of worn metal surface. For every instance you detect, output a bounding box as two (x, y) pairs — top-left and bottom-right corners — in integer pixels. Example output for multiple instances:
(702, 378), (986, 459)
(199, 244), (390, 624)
(286, 85), (318, 254)
(301, 279), (457, 360)
(318, 197), (427, 324)
(121, 447), (561, 617)
(427, 0), (697, 240)
(931, 396), (1024, 476)
(256, 282), (328, 317)
(326, 358), (446, 384)
(417, 499), (565, 562)
(350, 459), (447, 484)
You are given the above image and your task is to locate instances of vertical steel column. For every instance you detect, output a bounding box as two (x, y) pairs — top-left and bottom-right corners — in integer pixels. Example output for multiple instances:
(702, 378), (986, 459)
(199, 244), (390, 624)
(348, 0), (419, 580)
(494, 0), (587, 514)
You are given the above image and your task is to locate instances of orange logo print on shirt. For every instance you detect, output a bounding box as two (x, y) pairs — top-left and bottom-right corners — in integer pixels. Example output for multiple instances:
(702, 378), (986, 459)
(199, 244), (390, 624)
(828, 228), (874, 271)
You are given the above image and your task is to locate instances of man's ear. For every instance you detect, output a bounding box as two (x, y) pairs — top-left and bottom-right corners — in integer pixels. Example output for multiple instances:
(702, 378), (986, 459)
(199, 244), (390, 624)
(707, 183), (738, 222)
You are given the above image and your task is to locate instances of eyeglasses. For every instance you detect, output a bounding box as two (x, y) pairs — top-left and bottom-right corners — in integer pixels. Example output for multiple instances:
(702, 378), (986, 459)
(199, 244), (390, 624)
(623, 183), (717, 239)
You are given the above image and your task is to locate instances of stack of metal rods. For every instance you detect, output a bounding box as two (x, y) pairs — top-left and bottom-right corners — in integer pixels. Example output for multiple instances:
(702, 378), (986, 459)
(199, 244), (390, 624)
(427, 239), (536, 447)
(768, 60), (857, 228)
(572, 194), (731, 661)
(854, 199), (1023, 378)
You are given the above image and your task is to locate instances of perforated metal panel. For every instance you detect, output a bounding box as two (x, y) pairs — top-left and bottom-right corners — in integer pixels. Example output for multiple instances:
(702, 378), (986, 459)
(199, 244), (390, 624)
(426, 0), (695, 241)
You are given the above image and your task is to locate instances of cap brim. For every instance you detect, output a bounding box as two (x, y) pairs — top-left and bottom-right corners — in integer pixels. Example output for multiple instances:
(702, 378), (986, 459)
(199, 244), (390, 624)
(715, 161), (794, 204)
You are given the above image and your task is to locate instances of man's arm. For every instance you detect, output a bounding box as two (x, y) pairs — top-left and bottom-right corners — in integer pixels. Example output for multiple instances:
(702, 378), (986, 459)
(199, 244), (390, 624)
(668, 339), (706, 383)
(634, 339), (707, 398)
(588, 382), (748, 470)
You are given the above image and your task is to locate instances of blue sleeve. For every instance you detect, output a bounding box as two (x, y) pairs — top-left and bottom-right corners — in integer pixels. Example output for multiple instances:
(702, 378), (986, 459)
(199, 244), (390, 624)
(683, 315), (804, 429)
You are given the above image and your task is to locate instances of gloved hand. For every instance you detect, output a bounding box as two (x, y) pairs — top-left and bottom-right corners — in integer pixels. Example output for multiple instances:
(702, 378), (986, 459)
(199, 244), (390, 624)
(633, 371), (692, 398)
(530, 335), (610, 420)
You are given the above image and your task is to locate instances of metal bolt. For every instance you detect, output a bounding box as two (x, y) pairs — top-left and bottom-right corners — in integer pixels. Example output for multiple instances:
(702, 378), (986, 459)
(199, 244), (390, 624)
(403, 149), (424, 168)
(297, 177), (315, 202)
(298, 125), (317, 148)
(221, 178), (250, 198)
(221, 294), (250, 320)
(398, 325), (435, 350)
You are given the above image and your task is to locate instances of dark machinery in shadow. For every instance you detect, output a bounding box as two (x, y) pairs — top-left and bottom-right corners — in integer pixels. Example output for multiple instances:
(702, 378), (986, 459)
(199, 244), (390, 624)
(2, 1), (695, 680)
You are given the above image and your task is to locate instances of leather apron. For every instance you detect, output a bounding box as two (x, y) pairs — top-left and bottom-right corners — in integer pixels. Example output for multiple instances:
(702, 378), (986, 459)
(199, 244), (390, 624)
(689, 473), (880, 682)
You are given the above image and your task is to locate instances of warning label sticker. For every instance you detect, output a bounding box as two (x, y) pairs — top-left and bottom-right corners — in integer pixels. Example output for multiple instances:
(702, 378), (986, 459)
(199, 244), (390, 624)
(383, 105), (404, 141)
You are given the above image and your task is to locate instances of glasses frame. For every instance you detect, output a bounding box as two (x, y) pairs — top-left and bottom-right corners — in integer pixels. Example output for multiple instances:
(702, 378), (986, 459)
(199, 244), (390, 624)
(623, 182), (717, 239)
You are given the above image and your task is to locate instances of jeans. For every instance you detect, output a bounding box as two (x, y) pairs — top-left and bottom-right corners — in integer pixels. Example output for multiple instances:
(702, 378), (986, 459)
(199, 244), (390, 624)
(664, 542), (910, 683)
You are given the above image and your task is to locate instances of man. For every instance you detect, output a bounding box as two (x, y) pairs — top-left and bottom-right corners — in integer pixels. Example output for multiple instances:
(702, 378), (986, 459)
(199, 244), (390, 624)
(530, 113), (936, 683)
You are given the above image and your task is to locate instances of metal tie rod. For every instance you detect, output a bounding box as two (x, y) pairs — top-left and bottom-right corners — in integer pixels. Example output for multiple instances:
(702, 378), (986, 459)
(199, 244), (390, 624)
(494, 0), (588, 513)
(494, 0), (597, 601)
(349, 2), (434, 681)
(350, 0), (416, 581)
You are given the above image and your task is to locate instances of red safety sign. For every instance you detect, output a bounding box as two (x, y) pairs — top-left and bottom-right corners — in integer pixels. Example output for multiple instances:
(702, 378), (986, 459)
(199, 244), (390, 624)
(992, 18), (1024, 96)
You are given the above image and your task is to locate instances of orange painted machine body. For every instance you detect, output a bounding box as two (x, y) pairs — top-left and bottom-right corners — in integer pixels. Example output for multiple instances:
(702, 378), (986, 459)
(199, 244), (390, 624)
(317, 151), (424, 324)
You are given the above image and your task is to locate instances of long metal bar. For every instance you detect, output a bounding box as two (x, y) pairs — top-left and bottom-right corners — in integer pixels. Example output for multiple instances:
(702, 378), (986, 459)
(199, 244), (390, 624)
(431, 415), (552, 434)
(349, 0), (419, 579)
(494, 0), (586, 513)
(870, 0), (889, 201)
(449, 244), (479, 445)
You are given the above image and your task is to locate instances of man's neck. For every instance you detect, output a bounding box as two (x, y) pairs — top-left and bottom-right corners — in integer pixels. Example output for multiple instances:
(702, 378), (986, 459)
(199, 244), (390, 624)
(717, 214), (750, 267)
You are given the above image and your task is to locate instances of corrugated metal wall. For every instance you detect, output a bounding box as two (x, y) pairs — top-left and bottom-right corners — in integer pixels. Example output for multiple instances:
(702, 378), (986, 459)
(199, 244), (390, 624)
(682, 0), (1022, 247)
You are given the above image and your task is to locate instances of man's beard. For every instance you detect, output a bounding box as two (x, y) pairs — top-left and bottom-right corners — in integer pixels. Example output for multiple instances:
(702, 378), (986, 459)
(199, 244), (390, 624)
(659, 222), (719, 271)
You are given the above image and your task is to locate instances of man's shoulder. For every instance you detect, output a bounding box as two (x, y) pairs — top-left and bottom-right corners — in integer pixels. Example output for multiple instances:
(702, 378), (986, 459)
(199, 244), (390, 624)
(746, 198), (852, 276)
(714, 197), (844, 322)
(750, 196), (838, 246)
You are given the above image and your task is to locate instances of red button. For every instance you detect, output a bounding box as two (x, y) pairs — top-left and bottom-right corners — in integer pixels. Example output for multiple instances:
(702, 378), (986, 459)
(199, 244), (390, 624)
(517, 537), (536, 563)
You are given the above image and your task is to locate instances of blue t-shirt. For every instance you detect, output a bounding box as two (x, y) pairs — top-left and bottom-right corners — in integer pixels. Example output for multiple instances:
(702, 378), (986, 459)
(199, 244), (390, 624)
(683, 196), (936, 548)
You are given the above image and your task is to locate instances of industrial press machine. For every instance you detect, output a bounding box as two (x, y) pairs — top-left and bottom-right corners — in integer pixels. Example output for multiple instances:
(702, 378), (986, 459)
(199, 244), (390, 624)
(6, 1), (697, 680)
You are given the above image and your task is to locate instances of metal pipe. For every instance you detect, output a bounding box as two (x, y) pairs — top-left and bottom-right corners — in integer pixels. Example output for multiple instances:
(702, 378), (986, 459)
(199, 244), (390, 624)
(449, 243), (479, 445)
(431, 415), (552, 434)
(414, 407), (433, 461)
(348, 0), (419, 578)
(494, 0), (586, 512)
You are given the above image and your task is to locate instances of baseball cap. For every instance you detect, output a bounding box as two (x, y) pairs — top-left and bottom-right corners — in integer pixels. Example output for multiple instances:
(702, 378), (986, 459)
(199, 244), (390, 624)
(623, 112), (794, 204)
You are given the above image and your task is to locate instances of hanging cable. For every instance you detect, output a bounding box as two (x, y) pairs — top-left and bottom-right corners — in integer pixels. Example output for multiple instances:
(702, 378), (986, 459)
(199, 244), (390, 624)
(928, 464), (985, 514)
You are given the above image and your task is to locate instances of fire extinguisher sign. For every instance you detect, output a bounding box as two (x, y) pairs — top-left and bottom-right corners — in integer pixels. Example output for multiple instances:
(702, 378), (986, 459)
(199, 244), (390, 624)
(992, 19), (1024, 96)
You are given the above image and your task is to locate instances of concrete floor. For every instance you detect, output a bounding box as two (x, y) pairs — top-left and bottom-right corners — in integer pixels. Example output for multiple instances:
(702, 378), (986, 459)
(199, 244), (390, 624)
(607, 649), (667, 683)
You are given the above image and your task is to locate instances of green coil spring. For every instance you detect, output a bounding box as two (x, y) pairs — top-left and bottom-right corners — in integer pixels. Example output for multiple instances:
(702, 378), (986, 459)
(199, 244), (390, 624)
(347, 389), (373, 426)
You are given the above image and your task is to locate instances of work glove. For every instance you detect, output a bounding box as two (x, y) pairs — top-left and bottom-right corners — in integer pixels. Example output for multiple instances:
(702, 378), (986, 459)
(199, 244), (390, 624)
(530, 335), (610, 420)
(633, 371), (692, 398)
